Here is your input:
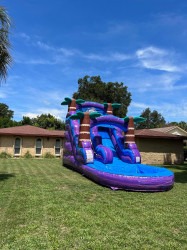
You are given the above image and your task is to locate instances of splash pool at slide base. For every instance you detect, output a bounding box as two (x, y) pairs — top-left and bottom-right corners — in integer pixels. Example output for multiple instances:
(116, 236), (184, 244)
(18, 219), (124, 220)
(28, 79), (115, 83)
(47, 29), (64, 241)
(63, 157), (174, 192)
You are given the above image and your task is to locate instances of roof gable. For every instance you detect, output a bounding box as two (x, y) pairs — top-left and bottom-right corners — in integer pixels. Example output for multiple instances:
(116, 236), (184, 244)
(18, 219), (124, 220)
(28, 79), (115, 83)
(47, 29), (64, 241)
(150, 126), (187, 136)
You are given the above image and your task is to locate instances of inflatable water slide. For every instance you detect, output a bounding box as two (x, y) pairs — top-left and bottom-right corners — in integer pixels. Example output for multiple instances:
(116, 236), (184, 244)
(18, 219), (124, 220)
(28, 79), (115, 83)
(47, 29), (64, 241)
(62, 97), (174, 192)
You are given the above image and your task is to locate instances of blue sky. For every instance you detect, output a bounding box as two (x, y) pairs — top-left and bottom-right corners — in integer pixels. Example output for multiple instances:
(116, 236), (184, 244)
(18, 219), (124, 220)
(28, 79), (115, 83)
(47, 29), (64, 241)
(1, 0), (187, 122)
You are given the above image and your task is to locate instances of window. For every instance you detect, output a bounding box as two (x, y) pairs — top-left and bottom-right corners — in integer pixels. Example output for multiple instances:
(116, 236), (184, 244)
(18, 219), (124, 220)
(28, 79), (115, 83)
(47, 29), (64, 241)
(36, 138), (42, 155)
(55, 139), (61, 155)
(14, 137), (21, 155)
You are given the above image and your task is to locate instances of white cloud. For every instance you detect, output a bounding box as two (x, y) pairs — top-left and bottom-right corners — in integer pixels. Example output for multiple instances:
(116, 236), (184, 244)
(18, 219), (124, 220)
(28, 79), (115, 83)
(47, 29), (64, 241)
(17, 32), (31, 41)
(136, 46), (180, 72)
(17, 33), (132, 63)
(42, 91), (65, 103)
(130, 102), (149, 109)
(137, 46), (166, 57)
(14, 52), (68, 66)
(36, 41), (78, 57)
(24, 58), (57, 65)
(128, 101), (160, 116)
(126, 72), (182, 93)
(36, 42), (131, 62)
(23, 112), (39, 119)
(23, 108), (67, 120)
(84, 52), (131, 62)
(142, 73), (181, 91)
(36, 41), (54, 51)
(59, 48), (77, 57)
(39, 108), (66, 118)
(157, 101), (187, 121)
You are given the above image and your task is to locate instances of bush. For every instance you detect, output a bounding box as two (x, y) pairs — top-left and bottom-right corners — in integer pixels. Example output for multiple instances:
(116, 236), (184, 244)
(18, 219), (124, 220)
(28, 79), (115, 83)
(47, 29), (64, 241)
(43, 152), (55, 158)
(23, 151), (33, 159)
(0, 152), (12, 159)
(184, 148), (187, 161)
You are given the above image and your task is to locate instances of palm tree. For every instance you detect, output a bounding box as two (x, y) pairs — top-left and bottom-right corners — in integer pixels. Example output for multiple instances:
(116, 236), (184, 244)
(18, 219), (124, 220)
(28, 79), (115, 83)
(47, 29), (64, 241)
(61, 97), (85, 117)
(70, 111), (101, 147)
(0, 6), (12, 82)
(103, 102), (121, 114)
(124, 116), (146, 144)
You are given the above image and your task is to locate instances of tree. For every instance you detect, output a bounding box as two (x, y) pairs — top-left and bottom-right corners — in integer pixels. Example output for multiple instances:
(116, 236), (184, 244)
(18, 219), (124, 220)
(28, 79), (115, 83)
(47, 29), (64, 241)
(31, 114), (65, 130)
(0, 103), (13, 119)
(73, 75), (131, 117)
(20, 114), (65, 130)
(0, 117), (13, 128)
(0, 6), (12, 82)
(0, 103), (14, 128)
(136, 108), (166, 129)
(21, 116), (33, 125)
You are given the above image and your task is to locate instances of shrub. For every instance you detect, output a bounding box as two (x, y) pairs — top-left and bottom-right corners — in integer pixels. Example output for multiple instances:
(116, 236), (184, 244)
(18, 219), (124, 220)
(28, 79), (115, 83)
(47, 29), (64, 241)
(44, 152), (55, 158)
(184, 148), (187, 161)
(23, 151), (33, 159)
(0, 152), (12, 159)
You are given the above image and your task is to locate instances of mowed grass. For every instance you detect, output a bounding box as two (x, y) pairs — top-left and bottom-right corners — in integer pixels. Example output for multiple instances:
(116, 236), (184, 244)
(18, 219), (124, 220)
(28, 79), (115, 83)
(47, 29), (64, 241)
(0, 159), (187, 250)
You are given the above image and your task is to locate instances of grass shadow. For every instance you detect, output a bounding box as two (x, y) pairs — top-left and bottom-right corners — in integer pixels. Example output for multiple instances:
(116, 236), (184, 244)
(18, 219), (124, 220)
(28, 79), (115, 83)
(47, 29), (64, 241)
(0, 173), (15, 181)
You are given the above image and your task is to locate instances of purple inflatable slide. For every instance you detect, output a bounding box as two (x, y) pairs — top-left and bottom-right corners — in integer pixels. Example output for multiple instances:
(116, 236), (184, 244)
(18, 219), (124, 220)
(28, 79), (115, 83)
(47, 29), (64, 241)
(62, 98), (174, 192)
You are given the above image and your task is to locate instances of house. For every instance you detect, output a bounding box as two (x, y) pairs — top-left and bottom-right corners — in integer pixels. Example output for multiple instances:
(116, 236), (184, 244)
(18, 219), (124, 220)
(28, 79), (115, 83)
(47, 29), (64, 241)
(0, 125), (65, 157)
(135, 129), (186, 165)
(0, 124), (186, 164)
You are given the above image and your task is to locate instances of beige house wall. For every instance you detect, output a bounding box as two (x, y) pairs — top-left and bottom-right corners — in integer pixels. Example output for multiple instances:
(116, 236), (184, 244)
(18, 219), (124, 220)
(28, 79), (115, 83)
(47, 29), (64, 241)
(135, 138), (184, 164)
(0, 135), (64, 157)
(0, 134), (184, 164)
(0, 136), (14, 155)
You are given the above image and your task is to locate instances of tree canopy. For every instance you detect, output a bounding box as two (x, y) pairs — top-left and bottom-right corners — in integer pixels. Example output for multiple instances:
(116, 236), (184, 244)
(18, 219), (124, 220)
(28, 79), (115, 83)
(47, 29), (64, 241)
(0, 103), (14, 128)
(21, 114), (65, 130)
(136, 108), (166, 129)
(73, 75), (131, 117)
(0, 6), (12, 82)
(0, 103), (13, 119)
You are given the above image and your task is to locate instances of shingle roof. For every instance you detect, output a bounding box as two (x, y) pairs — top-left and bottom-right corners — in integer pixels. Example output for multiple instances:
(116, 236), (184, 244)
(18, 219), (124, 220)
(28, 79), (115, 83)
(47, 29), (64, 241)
(150, 126), (187, 135)
(150, 126), (178, 133)
(0, 125), (185, 140)
(0, 125), (64, 137)
(135, 129), (186, 139)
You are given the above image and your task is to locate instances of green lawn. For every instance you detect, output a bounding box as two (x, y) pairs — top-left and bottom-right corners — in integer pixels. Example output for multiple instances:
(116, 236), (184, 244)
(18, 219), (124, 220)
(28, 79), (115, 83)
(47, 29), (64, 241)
(0, 159), (187, 250)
